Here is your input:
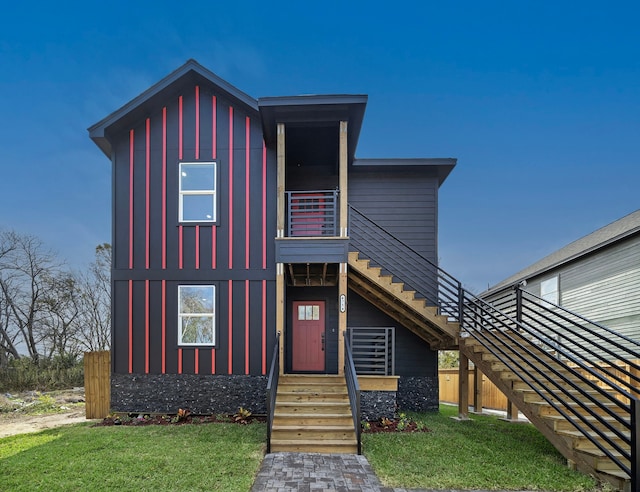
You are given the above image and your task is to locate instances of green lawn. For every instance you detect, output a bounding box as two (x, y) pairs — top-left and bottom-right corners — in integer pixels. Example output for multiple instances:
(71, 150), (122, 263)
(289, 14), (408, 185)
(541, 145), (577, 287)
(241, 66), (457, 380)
(363, 404), (602, 491)
(1, 406), (609, 491)
(0, 422), (265, 491)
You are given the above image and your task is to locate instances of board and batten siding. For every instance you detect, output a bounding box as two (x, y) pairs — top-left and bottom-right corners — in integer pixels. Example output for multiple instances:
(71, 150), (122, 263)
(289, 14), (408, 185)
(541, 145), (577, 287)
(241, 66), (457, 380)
(348, 172), (438, 263)
(110, 80), (277, 377)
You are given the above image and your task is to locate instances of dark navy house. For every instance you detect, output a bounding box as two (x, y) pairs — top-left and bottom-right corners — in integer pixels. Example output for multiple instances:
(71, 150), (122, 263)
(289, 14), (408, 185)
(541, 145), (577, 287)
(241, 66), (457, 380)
(89, 60), (458, 443)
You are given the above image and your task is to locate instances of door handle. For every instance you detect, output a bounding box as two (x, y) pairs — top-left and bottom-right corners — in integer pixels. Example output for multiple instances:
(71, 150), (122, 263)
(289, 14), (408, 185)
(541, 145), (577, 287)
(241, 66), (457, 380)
(321, 333), (325, 351)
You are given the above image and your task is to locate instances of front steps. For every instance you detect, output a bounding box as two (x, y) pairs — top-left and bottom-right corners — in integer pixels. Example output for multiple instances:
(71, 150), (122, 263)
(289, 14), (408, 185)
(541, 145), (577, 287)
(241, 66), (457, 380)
(270, 374), (358, 454)
(462, 334), (631, 492)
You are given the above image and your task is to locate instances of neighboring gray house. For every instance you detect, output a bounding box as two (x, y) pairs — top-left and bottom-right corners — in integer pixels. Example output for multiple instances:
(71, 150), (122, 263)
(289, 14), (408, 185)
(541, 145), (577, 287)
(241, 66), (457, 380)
(483, 209), (640, 342)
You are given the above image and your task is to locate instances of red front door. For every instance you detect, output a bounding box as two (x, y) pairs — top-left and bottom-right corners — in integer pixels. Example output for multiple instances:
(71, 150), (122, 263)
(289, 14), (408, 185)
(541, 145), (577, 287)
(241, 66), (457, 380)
(292, 301), (325, 372)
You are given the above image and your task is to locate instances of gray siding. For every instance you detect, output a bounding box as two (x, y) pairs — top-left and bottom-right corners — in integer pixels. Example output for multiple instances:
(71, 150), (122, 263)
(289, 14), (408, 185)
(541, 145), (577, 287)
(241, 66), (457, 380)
(517, 235), (640, 352)
(349, 172), (438, 263)
(553, 235), (639, 341)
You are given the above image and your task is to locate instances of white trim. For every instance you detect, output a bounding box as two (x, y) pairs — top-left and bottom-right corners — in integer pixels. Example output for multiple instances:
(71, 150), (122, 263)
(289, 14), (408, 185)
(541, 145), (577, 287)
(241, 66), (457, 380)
(178, 285), (216, 346)
(179, 162), (217, 223)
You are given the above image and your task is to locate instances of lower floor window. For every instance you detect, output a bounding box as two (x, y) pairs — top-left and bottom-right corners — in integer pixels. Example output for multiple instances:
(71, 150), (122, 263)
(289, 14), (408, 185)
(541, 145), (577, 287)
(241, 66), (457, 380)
(178, 285), (215, 345)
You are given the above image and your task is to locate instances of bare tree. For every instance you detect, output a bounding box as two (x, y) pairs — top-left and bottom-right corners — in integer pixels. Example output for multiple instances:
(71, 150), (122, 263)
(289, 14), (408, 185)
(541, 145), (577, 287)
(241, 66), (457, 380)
(0, 230), (64, 364)
(40, 272), (82, 359)
(74, 243), (111, 352)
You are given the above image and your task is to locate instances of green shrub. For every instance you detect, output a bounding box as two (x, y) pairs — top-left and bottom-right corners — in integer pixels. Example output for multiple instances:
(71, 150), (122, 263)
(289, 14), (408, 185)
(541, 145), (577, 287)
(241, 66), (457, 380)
(0, 357), (84, 392)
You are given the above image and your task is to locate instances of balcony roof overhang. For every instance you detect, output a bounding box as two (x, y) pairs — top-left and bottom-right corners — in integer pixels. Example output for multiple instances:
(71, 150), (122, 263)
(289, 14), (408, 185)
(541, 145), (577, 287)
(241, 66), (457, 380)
(258, 94), (368, 165)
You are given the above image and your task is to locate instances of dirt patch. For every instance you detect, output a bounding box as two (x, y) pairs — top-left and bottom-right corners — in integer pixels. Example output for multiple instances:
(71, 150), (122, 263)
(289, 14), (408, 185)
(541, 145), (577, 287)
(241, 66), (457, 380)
(0, 388), (91, 438)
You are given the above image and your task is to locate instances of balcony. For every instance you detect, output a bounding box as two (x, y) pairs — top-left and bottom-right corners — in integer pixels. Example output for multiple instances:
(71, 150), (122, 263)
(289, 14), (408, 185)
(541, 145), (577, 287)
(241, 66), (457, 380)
(286, 190), (338, 237)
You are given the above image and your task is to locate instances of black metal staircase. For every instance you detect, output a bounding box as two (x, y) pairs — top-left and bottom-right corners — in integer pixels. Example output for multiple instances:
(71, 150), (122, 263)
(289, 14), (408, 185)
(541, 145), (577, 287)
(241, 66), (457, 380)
(347, 204), (639, 491)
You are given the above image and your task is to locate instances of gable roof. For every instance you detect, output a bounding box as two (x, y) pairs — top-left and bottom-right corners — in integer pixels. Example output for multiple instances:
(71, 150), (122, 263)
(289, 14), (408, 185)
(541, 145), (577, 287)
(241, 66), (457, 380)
(88, 59), (258, 157)
(486, 209), (640, 294)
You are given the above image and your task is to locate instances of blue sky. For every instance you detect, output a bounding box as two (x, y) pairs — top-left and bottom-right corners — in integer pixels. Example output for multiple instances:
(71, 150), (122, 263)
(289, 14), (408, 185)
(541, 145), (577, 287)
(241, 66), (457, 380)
(1, 1), (638, 293)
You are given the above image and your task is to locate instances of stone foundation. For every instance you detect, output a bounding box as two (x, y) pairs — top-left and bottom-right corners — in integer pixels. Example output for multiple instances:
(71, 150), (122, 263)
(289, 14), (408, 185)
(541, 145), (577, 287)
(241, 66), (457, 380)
(397, 376), (439, 412)
(111, 373), (267, 415)
(360, 391), (396, 421)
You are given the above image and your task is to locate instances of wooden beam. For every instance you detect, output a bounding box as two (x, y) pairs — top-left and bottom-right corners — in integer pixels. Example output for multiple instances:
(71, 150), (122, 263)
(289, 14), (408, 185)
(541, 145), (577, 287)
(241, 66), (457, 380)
(276, 263), (285, 374)
(457, 348), (470, 420)
(472, 366), (484, 414)
(338, 262), (347, 374)
(347, 273), (450, 345)
(339, 121), (348, 237)
(276, 123), (285, 237)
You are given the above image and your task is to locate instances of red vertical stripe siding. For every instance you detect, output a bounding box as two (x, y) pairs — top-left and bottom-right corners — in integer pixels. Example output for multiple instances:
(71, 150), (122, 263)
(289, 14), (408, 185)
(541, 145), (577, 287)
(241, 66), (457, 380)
(245, 117), (250, 270)
(245, 280), (249, 375)
(195, 349), (199, 374)
(178, 95), (183, 160)
(195, 86), (200, 160)
(145, 280), (149, 373)
(162, 107), (167, 270)
(145, 118), (150, 270)
(211, 349), (216, 374)
(228, 107), (233, 270)
(262, 280), (266, 374)
(262, 143), (267, 270)
(128, 280), (133, 373)
(212, 96), (217, 159)
(195, 225), (200, 269)
(228, 280), (233, 374)
(178, 349), (183, 374)
(179, 225), (183, 269)
(211, 227), (216, 269)
(129, 130), (134, 269)
(161, 280), (166, 374)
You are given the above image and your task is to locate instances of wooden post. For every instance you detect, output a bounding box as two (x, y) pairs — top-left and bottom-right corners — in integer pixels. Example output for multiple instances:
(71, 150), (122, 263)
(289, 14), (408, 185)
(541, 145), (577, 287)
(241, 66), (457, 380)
(338, 262), (347, 374)
(457, 349), (470, 420)
(339, 121), (348, 237)
(506, 398), (516, 420)
(472, 366), (483, 414)
(277, 263), (285, 375)
(276, 123), (285, 237)
(84, 351), (110, 419)
(276, 123), (286, 374)
(630, 359), (640, 399)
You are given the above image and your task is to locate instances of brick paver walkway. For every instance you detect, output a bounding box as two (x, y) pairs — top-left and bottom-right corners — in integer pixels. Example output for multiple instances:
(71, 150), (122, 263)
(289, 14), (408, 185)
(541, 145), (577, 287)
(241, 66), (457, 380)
(250, 452), (537, 492)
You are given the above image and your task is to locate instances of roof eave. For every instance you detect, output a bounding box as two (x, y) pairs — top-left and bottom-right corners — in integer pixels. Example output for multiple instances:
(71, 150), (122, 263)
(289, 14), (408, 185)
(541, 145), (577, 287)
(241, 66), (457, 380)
(88, 59), (258, 159)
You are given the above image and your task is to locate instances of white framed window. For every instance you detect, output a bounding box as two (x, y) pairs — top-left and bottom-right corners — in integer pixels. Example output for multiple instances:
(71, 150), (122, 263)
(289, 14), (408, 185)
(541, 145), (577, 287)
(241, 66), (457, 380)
(540, 276), (559, 306)
(178, 285), (215, 345)
(179, 162), (216, 222)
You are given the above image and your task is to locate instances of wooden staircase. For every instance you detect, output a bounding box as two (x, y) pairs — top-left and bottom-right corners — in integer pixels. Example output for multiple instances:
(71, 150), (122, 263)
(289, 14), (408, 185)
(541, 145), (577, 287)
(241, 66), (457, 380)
(348, 251), (458, 349)
(461, 333), (631, 492)
(270, 375), (358, 454)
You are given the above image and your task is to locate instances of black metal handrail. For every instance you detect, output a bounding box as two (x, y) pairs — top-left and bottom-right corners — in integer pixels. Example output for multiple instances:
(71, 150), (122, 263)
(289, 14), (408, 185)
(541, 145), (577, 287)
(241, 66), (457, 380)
(266, 332), (280, 454)
(348, 327), (395, 376)
(349, 205), (462, 320)
(286, 190), (338, 237)
(462, 289), (638, 487)
(349, 205), (639, 488)
(344, 334), (361, 454)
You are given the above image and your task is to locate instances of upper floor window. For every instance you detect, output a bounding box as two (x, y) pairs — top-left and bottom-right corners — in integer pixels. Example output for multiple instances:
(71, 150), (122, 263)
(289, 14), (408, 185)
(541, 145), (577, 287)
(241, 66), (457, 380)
(540, 275), (559, 306)
(178, 285), (215, 345)
(179, 162), (216, 223)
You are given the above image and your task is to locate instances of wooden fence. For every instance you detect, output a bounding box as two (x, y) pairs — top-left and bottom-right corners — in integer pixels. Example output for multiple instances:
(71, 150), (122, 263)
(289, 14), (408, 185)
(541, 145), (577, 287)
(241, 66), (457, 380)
(84, 351), (110, 419)
(439, 368), (508, 411)
(440, 359), (640, 412)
